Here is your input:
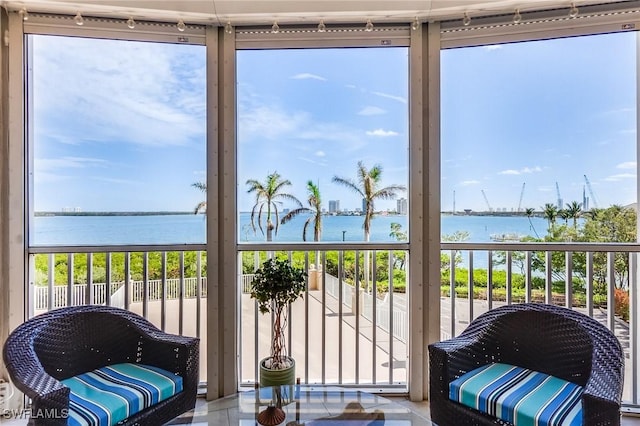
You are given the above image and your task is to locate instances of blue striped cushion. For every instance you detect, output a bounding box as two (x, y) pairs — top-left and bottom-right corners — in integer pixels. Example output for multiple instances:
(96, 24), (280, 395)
(61, 363), (183, 426)
(449, 363), (583, 426)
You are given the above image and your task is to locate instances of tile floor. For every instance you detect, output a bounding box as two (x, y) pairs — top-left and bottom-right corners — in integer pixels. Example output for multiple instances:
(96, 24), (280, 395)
(1, 395), (639, 424)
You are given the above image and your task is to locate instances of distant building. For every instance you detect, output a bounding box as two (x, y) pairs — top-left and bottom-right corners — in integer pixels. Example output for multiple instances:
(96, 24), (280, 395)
(328, 200), (340, 213)
(362, 198), (367, 213)
(397, 198), (408, 215)
(62, 207), (82, 213)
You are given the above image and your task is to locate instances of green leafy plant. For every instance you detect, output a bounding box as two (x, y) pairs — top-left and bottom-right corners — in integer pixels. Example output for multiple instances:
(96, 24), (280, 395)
(250, 258), (306, 369)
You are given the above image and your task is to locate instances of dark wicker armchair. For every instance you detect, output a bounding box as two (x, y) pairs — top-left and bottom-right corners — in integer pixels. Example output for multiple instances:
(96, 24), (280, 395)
(2, 305), (199, 426)
(428, 303), (624, 426)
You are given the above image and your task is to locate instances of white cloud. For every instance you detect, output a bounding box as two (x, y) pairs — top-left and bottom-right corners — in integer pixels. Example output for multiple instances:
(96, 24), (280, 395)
(238, 96), (367, 152)
(460, 180), (480, 186)
(291, 73), (327, 81)
(604, 173), (636, 182)
(498, 166), (542, 175)
(366, 129), (399, 137)
(484, 45), (503, 51)
(92, 176), (141, 185)
(617, 161), (637, 170)
(36, 156), (109, 171)
(315, 151), (326, 157)
(34, 37), (206, 148)
(358, 106), (386, 116)
(299, 156), (328, 167)
(371, 91), (407, 104)
(34, 156), (111, 183)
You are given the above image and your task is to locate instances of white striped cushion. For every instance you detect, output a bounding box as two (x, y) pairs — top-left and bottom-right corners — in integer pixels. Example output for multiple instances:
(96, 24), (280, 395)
(61, 363), (183, 426)
(449, 363), (583, 426)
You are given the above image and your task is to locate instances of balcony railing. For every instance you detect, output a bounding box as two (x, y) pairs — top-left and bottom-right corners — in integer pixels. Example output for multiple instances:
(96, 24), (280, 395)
(27, 241), (639, 408)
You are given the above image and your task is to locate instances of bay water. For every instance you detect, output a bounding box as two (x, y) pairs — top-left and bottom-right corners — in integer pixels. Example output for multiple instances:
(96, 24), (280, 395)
(32, 212), (549, 246)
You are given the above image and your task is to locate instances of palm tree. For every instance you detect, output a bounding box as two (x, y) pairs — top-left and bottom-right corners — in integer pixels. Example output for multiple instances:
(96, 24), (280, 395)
(565, 201), (582, 228)
(389, 222), (407, 242)
(333, 162), (406, 292)
(542, 203), (558, 233)
(558, 209), (570, 225)
(332, 161), (406, 241)
(246, 172), (300, 241)
(281, 180), (323, 242)
(525, 207), (540, 238)
(192, 181), (207, 214)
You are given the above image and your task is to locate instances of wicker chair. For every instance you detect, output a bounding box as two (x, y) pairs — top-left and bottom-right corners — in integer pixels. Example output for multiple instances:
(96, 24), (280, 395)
(2, 305), (199, 426)
(428, 303), (624, 426)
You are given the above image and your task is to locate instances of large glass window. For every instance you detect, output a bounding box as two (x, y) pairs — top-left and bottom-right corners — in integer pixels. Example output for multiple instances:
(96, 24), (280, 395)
(236, 47), (410, 385)
(237, 48), (409, 243)
(29, 35), (206, 246)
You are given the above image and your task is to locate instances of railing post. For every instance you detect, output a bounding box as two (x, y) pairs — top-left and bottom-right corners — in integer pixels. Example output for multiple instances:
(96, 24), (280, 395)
(565, 252), (573, 308)
(630, 252), (638, 404)
(586, 252), (594, 317)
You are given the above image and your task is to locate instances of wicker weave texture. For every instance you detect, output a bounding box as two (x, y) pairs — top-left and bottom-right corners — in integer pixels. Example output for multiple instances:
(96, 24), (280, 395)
(2, 305), (199, 426)
(428, 303), (624, 426)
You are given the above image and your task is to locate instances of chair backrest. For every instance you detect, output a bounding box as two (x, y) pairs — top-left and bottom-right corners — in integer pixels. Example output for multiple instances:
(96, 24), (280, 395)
(7, 306), (154, 380)
(459, 303), (621, 386)
(483, 309), (593, 385)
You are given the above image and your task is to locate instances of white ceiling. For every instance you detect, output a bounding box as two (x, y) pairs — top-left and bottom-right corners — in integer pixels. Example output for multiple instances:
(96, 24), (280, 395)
(1, 0), (628, 26)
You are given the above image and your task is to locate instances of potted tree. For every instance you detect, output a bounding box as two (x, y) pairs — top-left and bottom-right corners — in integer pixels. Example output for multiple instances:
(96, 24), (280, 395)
(250, 258), (306, 386)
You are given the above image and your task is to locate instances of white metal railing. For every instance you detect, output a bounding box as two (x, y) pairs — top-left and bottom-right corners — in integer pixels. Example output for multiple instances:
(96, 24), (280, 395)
(27, 241), (638, 406)
(34, 277), (208, 311)
(238, 244), (409, 388)
(242, 274), (255, 293)
(324, 273), (408, 343)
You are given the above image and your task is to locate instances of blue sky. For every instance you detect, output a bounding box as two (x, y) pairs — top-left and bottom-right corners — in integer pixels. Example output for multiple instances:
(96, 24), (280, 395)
(32, 31), (636, 213)
(442, 32), (636, 212)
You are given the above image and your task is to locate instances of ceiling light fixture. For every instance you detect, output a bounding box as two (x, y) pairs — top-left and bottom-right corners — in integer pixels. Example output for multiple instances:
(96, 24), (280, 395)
(19, 7), (29, 21)
(411, 17), (421, 31)
(225, 20), (233, 34)
(365, 19), (374, 32)
(74, 12), (84, 26)
(513, 9), (522, 24)
(569, 3), (579, 18)
(462, 12), (471, 26)
(177, 19), (186, 31)
(127, 17), (136, 29)
(271, 21), (280, 33)
(317, 19), (326, 32)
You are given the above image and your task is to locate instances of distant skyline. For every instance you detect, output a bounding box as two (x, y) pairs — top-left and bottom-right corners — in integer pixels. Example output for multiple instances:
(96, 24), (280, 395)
(32, 31), (636, 215)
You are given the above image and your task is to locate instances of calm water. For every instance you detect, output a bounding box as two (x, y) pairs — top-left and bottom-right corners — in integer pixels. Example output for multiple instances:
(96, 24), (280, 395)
(32, 213), (549, 246)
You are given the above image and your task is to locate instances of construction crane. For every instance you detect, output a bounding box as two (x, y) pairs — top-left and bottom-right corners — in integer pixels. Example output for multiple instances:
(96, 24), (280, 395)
(584, 175), (599, 209)
(481, 189), (493, 212)
(555, 182), (563, 209)
(517, 182), (526, 212)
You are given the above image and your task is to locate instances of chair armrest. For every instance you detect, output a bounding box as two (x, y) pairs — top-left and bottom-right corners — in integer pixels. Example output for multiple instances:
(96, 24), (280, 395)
(581, 346), (624, 424)
(428, 337), (488, 404)
(130, 322), (200, 405)
(3, 341), (70, 426)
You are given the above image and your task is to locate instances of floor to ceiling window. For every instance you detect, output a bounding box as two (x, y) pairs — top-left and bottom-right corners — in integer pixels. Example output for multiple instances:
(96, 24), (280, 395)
(25, 33), (208, 380)
(440, 31), (638, 404)
(236, 46), (410, 385)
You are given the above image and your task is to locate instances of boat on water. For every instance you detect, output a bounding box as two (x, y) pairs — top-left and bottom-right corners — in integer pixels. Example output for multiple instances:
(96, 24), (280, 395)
(489, 232), (524, 242)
